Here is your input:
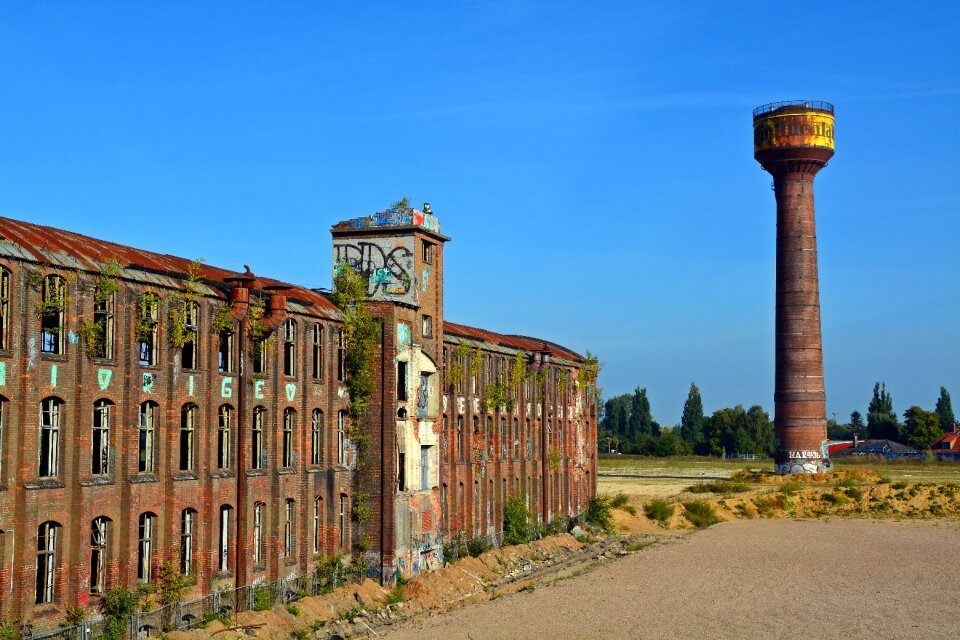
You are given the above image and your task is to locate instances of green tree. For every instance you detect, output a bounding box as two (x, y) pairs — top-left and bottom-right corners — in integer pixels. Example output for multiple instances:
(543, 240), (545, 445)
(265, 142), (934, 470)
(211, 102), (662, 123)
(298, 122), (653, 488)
(628, 387), (655, 438)
(935, 387), (955, 432)
(679, 383), (704, 446)
(826, 419), (851, 440)
(701, 405), (774, 457)
(849, 410), (867, 439)
(867, 382), (899, 440)
(901, 406), (942, 450)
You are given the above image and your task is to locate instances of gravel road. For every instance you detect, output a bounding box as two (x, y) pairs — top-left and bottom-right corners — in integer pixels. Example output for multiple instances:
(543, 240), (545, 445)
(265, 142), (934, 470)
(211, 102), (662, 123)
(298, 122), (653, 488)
(379, 519), (960, 640)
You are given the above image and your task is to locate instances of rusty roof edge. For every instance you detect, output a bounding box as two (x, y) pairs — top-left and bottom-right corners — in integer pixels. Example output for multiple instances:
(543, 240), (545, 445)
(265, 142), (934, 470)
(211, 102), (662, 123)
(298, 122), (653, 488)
(443, 321), (585, 363)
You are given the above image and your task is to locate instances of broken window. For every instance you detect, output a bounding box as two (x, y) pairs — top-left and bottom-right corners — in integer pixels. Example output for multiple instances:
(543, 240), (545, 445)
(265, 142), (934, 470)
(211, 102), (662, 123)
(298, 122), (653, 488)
(0, 396), (5, 479)
(421, 445), (431, 491)
(90, 516), (109, 595)
(397, 451), (405, 491)
(312, 323), (323, 380)
(0, 266), (9, 350)
(180, 404), (196, 472)
(40, 275), (65, 354)
(252, 333), (266, 374)
(336, 329), (345, 381)
(422, 314), (433, 338)
(36, 521), (60, 604)
(39, 397), (62, 478)
(139, 402), (156, 473)
(422, 240), (433, 264)
(93, 285), (115, 359)
(311, 409), (322, 466)
(180, 509), (196, 576)
(473, 481), (481, 535)
(92, 399), (112, 476)
(284, 499), (296, 557)
(138, 293), (159, 366)
(513, 418), (520, 459)
(252, 407), (265, 469)
(456, 416), (463, 463)
(397, 361), (408, 401)
(181, 301), (199, 369)
(282, 408), (295, 467)
(253, 502), (265, 564)
(217, 405), (232, 469)
(218, 330), (233, 373)
(339, 494), (348, 550)
(499, 417), (507, 458)
(283, 318), (296, 378)
(137, 512), (155, 583)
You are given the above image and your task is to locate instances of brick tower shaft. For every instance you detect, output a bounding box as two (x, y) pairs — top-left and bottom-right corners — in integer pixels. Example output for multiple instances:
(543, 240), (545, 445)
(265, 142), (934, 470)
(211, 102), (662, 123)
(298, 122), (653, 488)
(753, 100), (835, 474)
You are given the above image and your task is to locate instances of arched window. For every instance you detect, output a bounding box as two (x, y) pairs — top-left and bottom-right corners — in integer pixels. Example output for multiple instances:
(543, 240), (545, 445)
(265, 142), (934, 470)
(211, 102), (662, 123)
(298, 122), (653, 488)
(39, 397), (62, 478)
(92, 399), (113, 476)
(217, 405), (233, 469)
(139, 402), (157, 473)
(253, 502), (265, 564)
(282, 408), (295, 467)
(311, 409), (322, 466)
(313, 496), (322, 554)
(284, 499), (296, 557)
(0, 265), (9, 350)
(137, 292), (160, 366)
(337, 410), (346, 465)
(180, 404), (196, 472)
(39, 275), (65, 354)
(90, 516), (110, 595)
(36, 521), (60, 603)
(137, 512), (156, 583)
(283, 318), (296, 377)
(180, 509), (196, 575)
(252, 407), (265, 469)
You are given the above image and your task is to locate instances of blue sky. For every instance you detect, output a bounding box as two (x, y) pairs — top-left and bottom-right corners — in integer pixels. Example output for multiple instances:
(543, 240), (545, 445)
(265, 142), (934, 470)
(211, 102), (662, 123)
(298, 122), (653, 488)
(1, 2), (957, 426)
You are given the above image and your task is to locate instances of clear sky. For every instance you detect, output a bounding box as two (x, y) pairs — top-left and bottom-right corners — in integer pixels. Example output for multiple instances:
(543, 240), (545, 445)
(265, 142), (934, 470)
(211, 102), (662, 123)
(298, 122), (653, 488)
(1, 2), (957, 426)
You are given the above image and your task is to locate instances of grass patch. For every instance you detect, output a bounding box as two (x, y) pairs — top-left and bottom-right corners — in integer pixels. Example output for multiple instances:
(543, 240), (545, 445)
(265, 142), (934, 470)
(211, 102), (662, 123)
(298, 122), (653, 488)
(624, 540), (655, 552)
(687, 479), (751, 494)
(585, 493), (635, 532)
(682, 501), (721, 529)
(644, 499), (675, 524)
(285, 603), (301, 617)
(779, 481), (802, 495)
(754, 495), (785, 517)
(384, 585), (405, 606)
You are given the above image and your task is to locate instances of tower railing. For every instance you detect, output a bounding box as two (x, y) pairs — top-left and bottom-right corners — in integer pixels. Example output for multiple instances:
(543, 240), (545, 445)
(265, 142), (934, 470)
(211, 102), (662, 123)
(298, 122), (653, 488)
(752, 100), (834, 117)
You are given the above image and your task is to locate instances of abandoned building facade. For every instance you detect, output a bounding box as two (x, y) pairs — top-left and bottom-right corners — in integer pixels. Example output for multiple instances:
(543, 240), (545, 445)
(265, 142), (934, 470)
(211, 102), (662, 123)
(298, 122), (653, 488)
(0, 207), (597, 626)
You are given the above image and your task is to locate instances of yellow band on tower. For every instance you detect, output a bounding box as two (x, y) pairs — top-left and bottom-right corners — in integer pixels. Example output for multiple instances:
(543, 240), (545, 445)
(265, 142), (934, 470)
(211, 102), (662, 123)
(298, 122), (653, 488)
(753, 111), (835, 152)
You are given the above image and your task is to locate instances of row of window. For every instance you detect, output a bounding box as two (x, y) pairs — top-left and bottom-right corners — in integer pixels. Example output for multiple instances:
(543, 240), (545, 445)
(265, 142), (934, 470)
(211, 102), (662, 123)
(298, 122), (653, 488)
(0, 268), (345, 382)
(442, 345), (579, 404)
(0, 397), (349, 480)
(445, 414), (576, 464)
(31, 495), (350, 604)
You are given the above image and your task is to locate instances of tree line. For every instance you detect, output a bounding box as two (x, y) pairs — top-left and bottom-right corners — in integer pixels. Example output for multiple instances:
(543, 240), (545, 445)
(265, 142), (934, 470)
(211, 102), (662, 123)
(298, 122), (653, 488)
(599, 384), (774, 457)
(600, 383), (955, 457)
(828, 384), (954, 450)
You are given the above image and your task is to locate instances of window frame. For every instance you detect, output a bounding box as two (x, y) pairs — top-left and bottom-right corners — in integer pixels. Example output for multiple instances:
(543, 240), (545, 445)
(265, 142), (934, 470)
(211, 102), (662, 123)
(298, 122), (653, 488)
(179, 404), (196, 472)
(312, 323), (323, 380)
(138, 402), (157, 474)
(36, 521), (60, 604)
(282, 408), (295, 468)
(0, 265), (9, 350)
(252, 407), (265, 470)
(92, 399), (113, 476)
(90, 516), (109, 595)
(137, 512), (155, 583)
(39, 275), (66, 355)
(217, 405), (232, 469)
(39, 397), (62, 478)
(92, 286), (116, 360)
(138, 293), (160, 367)
(311, 409), (322, 466)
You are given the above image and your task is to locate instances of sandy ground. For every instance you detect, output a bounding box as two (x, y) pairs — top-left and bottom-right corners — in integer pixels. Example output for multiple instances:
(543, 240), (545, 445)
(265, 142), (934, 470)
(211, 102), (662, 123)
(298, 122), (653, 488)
(378, 518), (960, 640)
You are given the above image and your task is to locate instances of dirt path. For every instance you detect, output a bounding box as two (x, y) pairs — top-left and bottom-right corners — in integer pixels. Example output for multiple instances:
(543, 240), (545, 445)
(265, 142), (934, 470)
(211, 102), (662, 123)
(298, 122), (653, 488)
(379, 519), (960, 640)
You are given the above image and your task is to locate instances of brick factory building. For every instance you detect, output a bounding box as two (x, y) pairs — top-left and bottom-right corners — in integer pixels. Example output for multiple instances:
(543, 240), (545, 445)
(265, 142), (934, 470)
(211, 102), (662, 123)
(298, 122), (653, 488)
(0, 206), (597, 627)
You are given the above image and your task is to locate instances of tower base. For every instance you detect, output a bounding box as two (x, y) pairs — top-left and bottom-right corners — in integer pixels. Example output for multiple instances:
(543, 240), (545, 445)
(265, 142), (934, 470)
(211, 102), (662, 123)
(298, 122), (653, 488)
(774, 451), (832, 475)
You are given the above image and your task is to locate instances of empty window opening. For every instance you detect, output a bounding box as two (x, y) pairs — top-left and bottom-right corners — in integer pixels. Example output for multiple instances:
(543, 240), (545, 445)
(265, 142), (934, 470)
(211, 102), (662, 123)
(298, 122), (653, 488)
(284, 499), (296, 557)
(422, 240), (433, 264)
(218, 331), (234, 373)
(180, 509), (196, 576)
(40, 275), (66, 354)
(421, 445), (431, 491)
(336, 329), (345, 381)
(180, 301), (199, 369)
(311, 409), (322, 465)
(417, 373), (430, 417)
(0, 266), (9, 350)
(92, 399), (112, 476)
(337, 410), (346, 465)
(339, 494), (348, 550)
(138, 293), (160, 366)
(219, 505), (232, 572)
(397, 361), (408, 401)
(397, 451), (405, 491)
(253, 502), (265, 565)
(313, 497), (322, 554)
(422, 315), (433, 338)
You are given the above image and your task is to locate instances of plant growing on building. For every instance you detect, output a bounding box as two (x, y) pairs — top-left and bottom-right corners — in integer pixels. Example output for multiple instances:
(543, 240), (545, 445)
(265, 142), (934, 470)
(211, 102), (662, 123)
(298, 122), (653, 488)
(79, 318), (108, 357)
(99, 587), (143, 640)
(316, 553), (346, 594)
(469, 344), (483, 383)
(33, 274), (67, 319)
(211, 302), (235, 333)
(252, 582), (278, 612)
(61, 607), (88, 628)
(549, 448), (561, 472)
(168, 260), (204, 349)
(94, 258), (123, 302)
(135, 291), (162, 341)
(448, 342), (471, 390)
(502, 496), (531, 545)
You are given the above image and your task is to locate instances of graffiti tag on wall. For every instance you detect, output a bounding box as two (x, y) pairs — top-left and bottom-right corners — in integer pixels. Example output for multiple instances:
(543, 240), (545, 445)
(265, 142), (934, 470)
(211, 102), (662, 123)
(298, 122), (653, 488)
(333, 237), (416, 305)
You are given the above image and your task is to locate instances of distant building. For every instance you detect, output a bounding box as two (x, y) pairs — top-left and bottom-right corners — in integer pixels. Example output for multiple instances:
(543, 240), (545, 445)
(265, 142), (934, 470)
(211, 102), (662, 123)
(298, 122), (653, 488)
(930, 425), (960, 460)
(831, 439), (924, 460)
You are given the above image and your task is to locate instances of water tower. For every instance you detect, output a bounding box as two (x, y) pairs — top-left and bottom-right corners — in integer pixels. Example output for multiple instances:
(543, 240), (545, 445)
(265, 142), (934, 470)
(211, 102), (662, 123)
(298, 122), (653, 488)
(753, 100), (835, 474)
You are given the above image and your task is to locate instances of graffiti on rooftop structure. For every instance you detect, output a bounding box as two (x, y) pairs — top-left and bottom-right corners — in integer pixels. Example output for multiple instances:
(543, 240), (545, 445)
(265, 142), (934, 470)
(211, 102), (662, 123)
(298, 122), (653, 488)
(333, 237), (416, 305)
(343, 208), (441, 233)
